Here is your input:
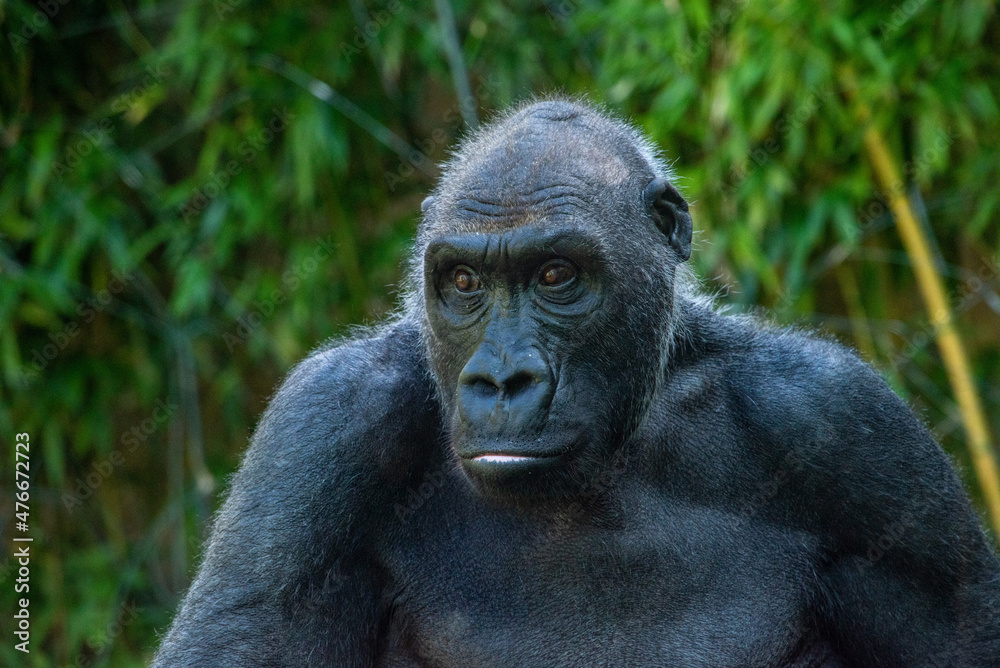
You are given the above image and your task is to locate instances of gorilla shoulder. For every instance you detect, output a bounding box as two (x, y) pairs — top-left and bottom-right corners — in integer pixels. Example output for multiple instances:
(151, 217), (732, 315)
(727, 321), (914, 444)
(702, 314), (979, 558)
(700, 315), (933, 465)
(248, 319), (432, 458)
(212, 318), (436, 573)
(672, 307), (884, 423)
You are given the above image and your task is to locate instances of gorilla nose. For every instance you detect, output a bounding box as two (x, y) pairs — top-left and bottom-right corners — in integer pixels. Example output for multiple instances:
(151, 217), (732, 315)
(457, 349), (554, 428)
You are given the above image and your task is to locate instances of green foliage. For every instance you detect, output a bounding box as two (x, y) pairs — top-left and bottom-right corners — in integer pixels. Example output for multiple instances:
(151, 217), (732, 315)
(0, 0), (998, 664)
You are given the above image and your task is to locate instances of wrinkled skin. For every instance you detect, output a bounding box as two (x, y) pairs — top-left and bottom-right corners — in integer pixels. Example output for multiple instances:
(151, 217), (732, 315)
(153, 100), (1000, 667)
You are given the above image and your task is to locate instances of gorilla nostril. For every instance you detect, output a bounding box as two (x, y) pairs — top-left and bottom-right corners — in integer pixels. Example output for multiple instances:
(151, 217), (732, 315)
(503, 370), (538, 397)
(468, 376), (501, 397)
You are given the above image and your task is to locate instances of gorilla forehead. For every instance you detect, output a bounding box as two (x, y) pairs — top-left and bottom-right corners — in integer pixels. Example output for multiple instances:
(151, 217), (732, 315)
(425, 100), (659, 235)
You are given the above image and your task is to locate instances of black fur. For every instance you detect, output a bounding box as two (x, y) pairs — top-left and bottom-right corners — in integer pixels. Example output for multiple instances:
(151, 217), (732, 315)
(153, 99), (1000, 667)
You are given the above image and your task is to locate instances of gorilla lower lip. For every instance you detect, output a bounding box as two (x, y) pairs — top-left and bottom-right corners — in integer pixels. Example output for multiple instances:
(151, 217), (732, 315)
(463, 452), (562, 480)
(474, 454), (536, 463)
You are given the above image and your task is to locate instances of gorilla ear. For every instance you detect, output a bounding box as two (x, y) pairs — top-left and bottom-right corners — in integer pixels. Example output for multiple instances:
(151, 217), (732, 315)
(421, 196), (436, 213)
(643, 178), (692, 262)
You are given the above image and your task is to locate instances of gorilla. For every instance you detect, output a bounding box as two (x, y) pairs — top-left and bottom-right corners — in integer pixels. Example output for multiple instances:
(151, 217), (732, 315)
(154, 99), (1000, 667)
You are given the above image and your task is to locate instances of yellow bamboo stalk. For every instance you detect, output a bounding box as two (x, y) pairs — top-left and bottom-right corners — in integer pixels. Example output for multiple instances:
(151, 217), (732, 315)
(844, 76), (1000, 534)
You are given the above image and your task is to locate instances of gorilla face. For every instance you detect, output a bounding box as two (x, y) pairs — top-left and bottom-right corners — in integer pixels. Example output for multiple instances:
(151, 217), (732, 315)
(418, 102), (692, 500)
(423, 225), (621, 497)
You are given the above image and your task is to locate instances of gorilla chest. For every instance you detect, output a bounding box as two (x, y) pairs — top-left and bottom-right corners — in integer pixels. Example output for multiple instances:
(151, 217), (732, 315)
(382, 501), (821, 667)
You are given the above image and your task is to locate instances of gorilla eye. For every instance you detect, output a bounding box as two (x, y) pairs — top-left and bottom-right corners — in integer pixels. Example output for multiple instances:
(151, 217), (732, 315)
(453, 267), (480, 293)
(540, 262), (575, 287)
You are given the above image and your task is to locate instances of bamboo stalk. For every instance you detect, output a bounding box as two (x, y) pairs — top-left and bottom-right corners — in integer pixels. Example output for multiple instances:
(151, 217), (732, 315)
(834, 264), (878, 364)
(433, 0), (478, 129)
(844, 76), (1000, 534)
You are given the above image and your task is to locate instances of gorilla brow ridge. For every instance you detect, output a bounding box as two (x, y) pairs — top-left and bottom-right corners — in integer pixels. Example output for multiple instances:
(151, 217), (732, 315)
(409, 98), (699, 384)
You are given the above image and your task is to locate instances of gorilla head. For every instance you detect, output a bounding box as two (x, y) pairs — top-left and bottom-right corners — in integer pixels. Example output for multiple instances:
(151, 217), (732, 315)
(415, 100), (694, 499)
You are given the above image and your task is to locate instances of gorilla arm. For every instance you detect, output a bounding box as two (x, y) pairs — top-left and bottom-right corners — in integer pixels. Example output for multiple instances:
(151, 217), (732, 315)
(152, 322), (433, 667)
(765, 339), (1000, 665)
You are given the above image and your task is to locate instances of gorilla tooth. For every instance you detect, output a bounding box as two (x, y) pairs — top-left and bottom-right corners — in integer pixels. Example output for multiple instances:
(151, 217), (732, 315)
(475, 454), (533, 463)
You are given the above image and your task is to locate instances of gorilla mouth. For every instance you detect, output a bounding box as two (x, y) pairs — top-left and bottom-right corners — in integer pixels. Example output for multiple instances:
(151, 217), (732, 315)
(472, 454), (538, 464)
(462, 452), (563, 478)
(459, 449), (569, 494)
(466, 450), (564, 464)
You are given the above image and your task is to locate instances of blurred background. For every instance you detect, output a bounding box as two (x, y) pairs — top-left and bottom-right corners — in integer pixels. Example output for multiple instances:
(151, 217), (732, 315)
(1, 0), (999, 664)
